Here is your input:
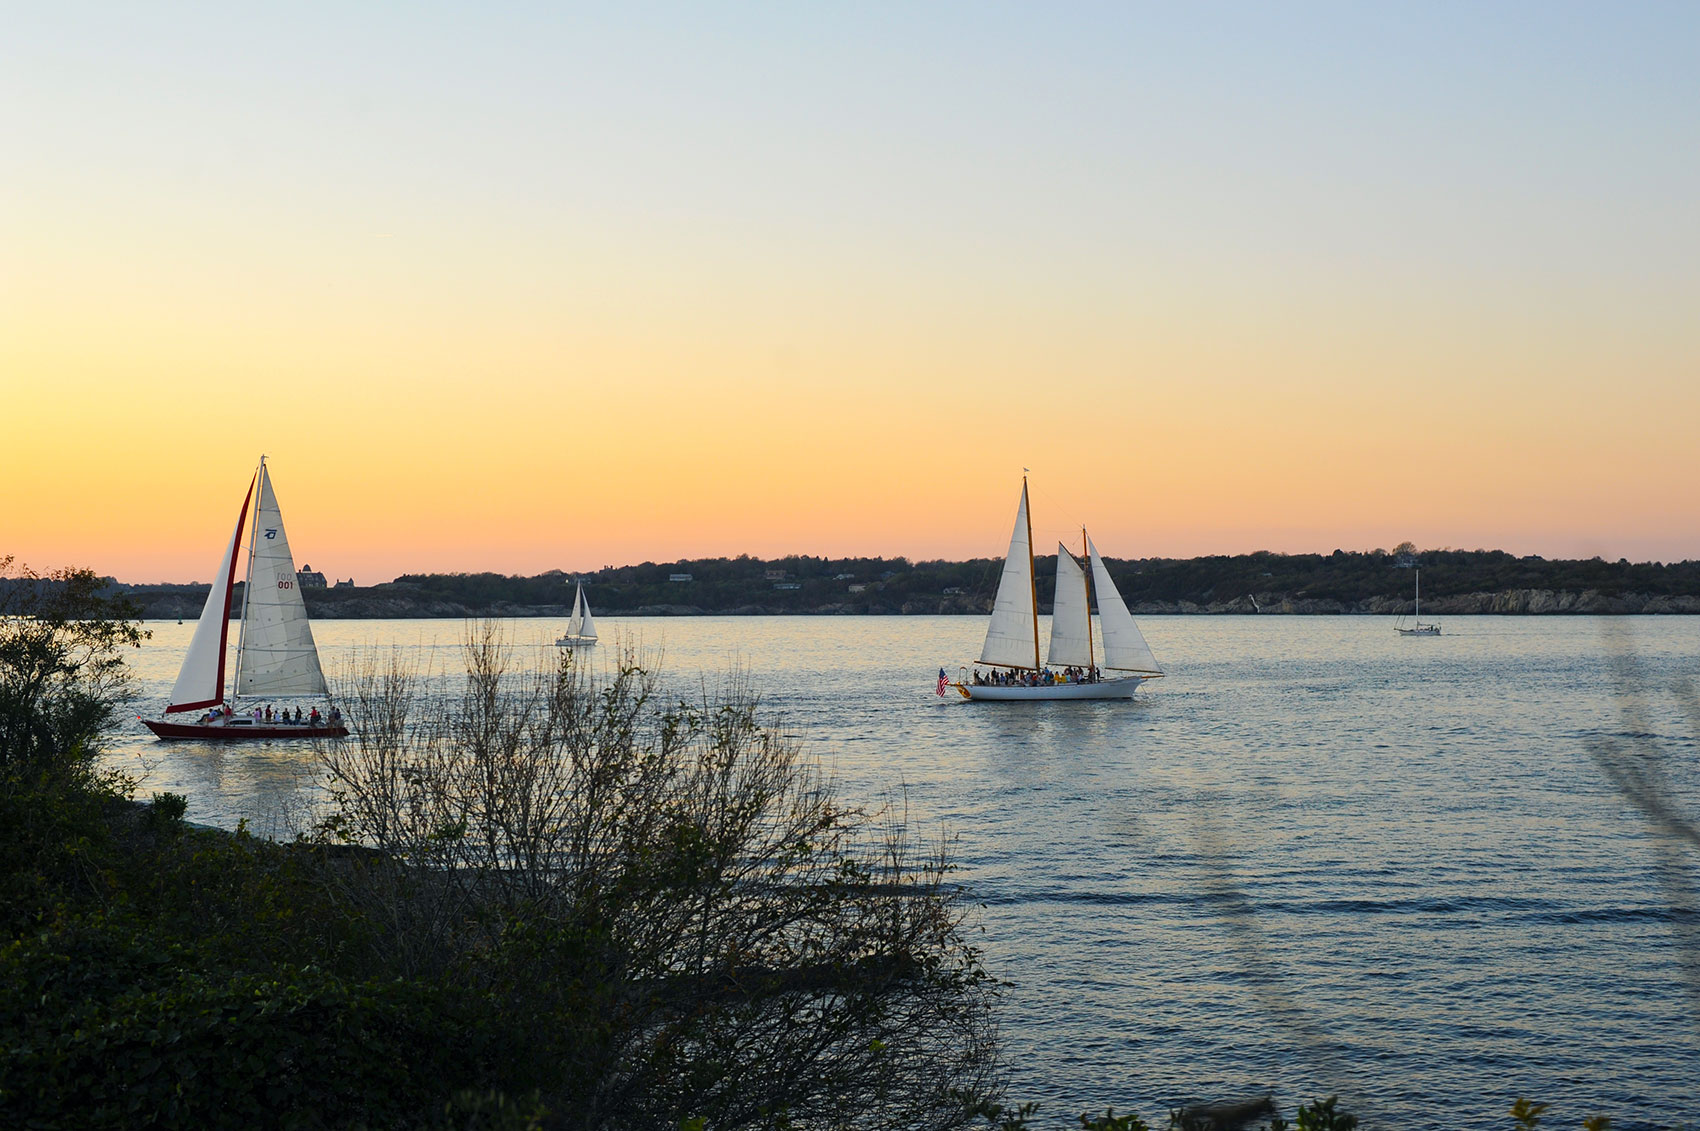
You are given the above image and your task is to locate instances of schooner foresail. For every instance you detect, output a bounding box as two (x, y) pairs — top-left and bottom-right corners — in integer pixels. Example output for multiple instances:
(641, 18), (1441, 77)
(1047, 544), (1094, 670)
(953, 476), (1162, 701)
(979, 480), (1041, 671)
(144, 457), (346, 740)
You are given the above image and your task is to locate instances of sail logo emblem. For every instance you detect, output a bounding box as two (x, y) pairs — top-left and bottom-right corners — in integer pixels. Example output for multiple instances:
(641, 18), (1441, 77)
(264, 529), (278, 540)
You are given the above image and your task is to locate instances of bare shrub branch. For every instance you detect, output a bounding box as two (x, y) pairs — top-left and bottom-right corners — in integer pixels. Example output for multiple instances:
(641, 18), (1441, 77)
(314, 622), (1000, 1129)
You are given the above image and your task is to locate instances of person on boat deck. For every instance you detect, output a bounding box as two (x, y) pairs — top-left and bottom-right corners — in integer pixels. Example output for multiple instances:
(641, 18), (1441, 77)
(309, 707), (321, 726)
(329, 705), (342, 725)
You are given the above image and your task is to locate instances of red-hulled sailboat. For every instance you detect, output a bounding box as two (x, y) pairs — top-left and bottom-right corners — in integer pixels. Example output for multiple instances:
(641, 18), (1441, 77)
(142, 457), (348, 740)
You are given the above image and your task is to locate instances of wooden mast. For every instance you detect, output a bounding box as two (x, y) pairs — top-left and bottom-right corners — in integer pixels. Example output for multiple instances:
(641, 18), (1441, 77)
(1024, 474), (1039, 671)
(1082, 525), (1095, 674)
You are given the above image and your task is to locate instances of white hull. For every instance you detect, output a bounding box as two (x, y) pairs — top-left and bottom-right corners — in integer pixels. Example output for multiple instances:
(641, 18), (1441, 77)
(1396, 624), (1440, 636)
(951, 479), (1164, 704)
(957, 676), (1153, 701)
(556, 634), (598, 648)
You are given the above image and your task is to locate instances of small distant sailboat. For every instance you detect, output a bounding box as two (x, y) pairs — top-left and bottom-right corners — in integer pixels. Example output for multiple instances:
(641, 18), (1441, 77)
(555, 583), (598, 648)
(143, 457), (348, 740)
(1396, 565), (1441, 636)
(953, 476), (1163, 701)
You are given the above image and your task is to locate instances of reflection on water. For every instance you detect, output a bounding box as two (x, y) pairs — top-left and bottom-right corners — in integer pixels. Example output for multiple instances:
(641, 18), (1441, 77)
(110, 615), (1700, 1127)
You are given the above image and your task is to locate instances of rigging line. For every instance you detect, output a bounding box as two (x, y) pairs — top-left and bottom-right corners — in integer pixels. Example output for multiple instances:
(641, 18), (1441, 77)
(1022, 475), (1094, 554)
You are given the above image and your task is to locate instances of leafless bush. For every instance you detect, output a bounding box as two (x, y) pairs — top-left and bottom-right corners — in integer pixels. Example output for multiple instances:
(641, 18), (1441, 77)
(316, 622), (1000, 1129)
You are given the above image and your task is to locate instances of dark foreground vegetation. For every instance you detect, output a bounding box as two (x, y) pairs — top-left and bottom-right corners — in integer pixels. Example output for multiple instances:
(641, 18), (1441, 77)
(0, 556), (1631, 1128)
(4, 556), (1001, 1127)
(105, 546), (1700, 619)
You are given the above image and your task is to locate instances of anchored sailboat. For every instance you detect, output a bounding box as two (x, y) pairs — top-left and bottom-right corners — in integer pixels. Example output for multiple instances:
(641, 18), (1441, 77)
(555, 583), (598, 648)
(1396, 564), (1441, 636)
(954, 477), (1162, 701)
(142, 457), (348, 740)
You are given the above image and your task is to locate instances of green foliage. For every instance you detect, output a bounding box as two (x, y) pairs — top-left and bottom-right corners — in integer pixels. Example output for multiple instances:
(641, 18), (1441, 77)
(0, 763), (122, 934)
(1512, 1098), (1549, 1129)
(1293, 1095), (1356, 1131)
(956, 1091), (1040, 1129)
(0, 557), (146, 781)
(0, 928), (494, 1129)
(0, 804), (549, 1128)
(144, 791), (188, 833)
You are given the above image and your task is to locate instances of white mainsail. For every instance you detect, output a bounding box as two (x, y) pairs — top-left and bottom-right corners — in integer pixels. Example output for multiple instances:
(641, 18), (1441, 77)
(979, 481), (1040, 669)
(1047, 543), (1094, 668)
(165, 477), (255, 713)
(235, 460), (329, 699)
(565, 585), (584, 636)
(1087, 536), (1161, 674)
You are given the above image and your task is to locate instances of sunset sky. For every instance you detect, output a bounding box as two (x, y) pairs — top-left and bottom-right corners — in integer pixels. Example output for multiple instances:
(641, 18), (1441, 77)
(4, 3), (1696, 583)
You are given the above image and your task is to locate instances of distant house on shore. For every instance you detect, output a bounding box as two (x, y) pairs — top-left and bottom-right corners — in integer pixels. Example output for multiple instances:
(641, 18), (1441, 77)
(334, 578), (354, 589)
(942, 587), (964, 595)
(669, 573), (693, 583)
(834, 572), (856, 580)
(764, 569), (788, 581)
(773, 581), (801, 591)
(847, 584), (868, 594)
(297, 564), (327, 588)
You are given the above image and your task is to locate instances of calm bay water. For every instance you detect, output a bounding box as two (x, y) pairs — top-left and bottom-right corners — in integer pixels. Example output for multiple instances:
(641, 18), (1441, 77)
(110, 615), (1700, 1127)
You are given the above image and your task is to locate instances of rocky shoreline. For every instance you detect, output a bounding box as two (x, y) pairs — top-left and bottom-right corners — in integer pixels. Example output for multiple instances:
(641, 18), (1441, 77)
(126, 588), (1700, 619)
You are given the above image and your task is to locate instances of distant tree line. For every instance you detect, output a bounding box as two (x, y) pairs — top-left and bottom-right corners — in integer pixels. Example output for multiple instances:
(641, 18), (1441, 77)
(96, 547), (1700, 618)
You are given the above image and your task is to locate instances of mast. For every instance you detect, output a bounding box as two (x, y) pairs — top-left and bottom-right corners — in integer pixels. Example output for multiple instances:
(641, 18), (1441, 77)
(978, 479), (1044, 670)
(1024, 475), (1039, 671)
(1082, 526), (1095, 673)
(164, 474), (255, 713)
(234, 455), (265, 707)
(1415, 567), (1421, 621)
